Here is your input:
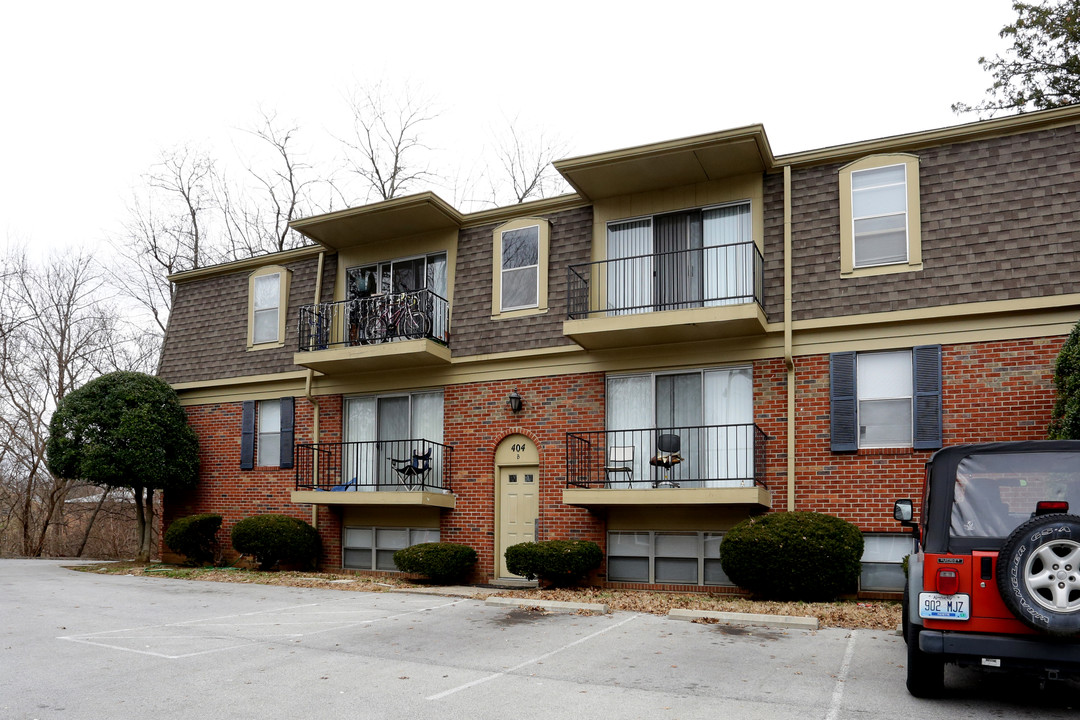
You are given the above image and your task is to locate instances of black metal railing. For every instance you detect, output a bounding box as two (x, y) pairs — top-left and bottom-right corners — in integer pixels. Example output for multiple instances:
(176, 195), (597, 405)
(567, 242), (764, 319)
(297, 289), (449, 351)
(295, 438), (452, 493)
(565, 424), (768, 490)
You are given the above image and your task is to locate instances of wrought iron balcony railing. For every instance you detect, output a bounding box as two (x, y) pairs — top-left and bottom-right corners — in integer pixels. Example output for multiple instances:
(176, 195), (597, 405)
(567, 241), (764, 319)
(295, 438), (452, 494)
(297, 289), (449, 351)
(565, 424), (768, 490)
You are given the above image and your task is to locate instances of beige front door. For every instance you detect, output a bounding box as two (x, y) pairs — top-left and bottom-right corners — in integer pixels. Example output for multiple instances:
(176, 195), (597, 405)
(498, 465), (539, 578)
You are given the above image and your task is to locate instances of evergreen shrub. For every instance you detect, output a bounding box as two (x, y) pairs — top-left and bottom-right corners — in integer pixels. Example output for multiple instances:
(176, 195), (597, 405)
(230, 514), (321, 571)
(392, 542), (478, 583)
(719, 511), (864, 601)
(164, 513), (222, 565)
(504, 540), (602, 587)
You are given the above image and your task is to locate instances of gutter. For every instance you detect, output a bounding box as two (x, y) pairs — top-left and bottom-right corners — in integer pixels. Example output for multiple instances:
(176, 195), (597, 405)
(306, 251), (326, 525)
(783, 166), (795, 511)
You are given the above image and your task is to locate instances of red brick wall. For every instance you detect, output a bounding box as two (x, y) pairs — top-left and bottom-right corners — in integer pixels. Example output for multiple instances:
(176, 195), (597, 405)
(792, 336), (1063, 532)
(443, 373), (607, 581)
(162, 394), (343, 568)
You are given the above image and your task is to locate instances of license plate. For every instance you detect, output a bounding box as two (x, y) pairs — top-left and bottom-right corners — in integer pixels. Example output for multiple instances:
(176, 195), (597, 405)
(918, 592), (970, 620)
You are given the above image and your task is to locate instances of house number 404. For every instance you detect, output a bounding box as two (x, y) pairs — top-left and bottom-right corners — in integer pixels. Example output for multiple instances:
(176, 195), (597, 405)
(511, 443), (527, 453)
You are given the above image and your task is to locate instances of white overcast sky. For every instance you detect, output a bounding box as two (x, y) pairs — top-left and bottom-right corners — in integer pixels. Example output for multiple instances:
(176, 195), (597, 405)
(1, 0), (1016, 257)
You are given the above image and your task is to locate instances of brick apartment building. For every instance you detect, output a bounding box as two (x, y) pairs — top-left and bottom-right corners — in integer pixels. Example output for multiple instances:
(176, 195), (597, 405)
(158, 106), (1080, 593)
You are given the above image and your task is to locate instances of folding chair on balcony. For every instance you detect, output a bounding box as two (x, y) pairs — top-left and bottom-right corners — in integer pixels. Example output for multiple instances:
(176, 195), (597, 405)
(389, 449), (432, 491)
(649, 434), (682, 488)
(604, 446), (634, 488)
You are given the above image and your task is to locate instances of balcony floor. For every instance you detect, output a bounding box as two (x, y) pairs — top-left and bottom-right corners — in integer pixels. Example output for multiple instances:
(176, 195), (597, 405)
(293, 338), (451, 374)
(291, 489), (455, 509)
(562, 485), (770, 508)
(563, 303), (768, 350)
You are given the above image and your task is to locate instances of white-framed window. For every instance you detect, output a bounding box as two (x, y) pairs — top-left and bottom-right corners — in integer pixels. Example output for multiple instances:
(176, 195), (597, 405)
(606, 201), (754, 314)
(856, 351), (912, 449)
(500, 225), (539, 311)
(608, 531), (732, 586)
(606, 366), (754, 488)
(343, 526), (440, 571)
(343, 390), (444, 489)
(257, 399), (281, 467)
(838, 154), (922, 277)
(860, 534), (913, 592)
(851, 164), (908, 268)
(252, 273), (281, 344)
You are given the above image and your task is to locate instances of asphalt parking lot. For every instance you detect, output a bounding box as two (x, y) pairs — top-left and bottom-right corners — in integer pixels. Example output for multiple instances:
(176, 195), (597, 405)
(1, 560), (1077, 720)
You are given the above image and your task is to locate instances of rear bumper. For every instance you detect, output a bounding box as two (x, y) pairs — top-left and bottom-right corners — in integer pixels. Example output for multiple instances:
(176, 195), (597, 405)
(920, 629), (1080, 670)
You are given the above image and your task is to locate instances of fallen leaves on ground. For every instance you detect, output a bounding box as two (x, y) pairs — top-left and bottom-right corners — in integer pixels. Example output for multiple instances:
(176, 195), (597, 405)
(72, 562), (899, 630)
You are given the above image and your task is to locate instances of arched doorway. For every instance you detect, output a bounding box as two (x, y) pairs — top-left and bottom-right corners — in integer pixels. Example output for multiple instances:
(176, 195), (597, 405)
(495, 434), (539, 579)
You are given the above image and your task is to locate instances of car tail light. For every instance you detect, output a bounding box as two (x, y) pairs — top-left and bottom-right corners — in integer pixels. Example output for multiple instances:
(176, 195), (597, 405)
(1036, 500), (1069, 516)
(936, 569), (959, 596)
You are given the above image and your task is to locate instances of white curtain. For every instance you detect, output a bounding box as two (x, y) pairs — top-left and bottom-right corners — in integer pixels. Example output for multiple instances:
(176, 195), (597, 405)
(607, 219), (653, 315)
(426, 253), (448, 342)
(606, 375), (652, 488)
(344, 397), (377, 491)
(410, 391), (444, 488)
(703, 203), (752, 307)
(703, 367), (753, 487)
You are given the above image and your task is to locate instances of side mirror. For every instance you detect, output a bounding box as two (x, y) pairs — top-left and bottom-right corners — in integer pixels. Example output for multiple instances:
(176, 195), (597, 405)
(893, 498), (915, 525)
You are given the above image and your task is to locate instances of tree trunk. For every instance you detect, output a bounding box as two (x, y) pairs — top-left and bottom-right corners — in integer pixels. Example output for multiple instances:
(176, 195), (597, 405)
(133, 484), (147, 562)
(75, 487), (109, 557)
(141, 488), (155, 561)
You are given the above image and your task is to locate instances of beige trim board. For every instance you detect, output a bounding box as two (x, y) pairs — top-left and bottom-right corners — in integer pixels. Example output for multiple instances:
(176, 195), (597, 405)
(461, 194), (588, 229)
(562, 486), (771, 508)
(291, 490), (455, 509)
(169, 246), (323, 283)
(776, 104), (1080, 169)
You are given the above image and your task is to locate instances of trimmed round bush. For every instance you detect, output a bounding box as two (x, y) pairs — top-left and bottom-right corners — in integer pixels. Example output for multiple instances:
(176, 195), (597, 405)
(505, 540), (603, 587)
(164, 513), (222, 566)
(393, 542), (478, 583)
(719, 511), (864, 601)
(230, 514), (321, 571)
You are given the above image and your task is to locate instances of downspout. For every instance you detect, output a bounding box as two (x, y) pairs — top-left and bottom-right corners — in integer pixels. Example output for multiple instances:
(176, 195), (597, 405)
(307, 251), (326, 526)
(783, 166), (795, 511)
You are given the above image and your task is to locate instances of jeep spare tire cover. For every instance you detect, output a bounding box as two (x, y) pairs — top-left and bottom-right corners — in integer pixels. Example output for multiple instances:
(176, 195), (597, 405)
(997, 513), (1080, 636)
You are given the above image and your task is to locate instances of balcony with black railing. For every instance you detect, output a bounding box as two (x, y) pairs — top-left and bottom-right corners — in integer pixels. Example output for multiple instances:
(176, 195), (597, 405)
(563, 242), (768, 349)
(290, 438), (454, 508)
(563, 424), (771, 508)
(293, 289), (451, 373)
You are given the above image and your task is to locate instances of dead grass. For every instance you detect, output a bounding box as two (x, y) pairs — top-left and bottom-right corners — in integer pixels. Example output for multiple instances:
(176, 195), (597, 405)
(72, 561), (900, 630)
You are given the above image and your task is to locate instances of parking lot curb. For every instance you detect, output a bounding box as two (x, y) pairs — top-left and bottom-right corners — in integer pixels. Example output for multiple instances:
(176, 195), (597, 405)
(668, 608), (818, 630)
(484, 596), (609, 614)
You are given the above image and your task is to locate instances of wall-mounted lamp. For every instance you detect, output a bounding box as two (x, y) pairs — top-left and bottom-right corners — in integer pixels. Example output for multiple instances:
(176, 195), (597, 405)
(508, 389), (524, 414)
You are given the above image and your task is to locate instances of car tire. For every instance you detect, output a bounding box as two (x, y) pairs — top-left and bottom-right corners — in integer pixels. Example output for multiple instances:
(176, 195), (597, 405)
(996, 513), (1080, 636)
(902, 584), (911, 643)
(906, 625), (944, 698)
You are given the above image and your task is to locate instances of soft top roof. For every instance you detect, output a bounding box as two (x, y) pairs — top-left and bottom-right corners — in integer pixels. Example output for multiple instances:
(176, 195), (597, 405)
(923, 441), (1080, 554)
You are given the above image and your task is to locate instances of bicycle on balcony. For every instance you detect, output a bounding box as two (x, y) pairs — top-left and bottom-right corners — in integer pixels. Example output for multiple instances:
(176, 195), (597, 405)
(359, 292), (432, 344)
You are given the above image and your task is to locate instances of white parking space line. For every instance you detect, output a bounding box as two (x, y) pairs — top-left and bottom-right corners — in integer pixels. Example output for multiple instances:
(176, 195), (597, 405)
(426, 613), (642, 701)
(825, 630), (858, 720)
(58, 596), (469, 659)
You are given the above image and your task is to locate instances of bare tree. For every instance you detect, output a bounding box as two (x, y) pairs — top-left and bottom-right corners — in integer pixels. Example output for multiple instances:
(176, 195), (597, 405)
(0, 250), (126, 556)
(339, 82), (439, 202)
(490, 118), (570, 204)
(219, 109), (324, 258)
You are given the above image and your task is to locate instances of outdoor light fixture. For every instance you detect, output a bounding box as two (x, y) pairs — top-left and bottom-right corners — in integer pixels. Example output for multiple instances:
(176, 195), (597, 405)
(508, 389), (523, 413)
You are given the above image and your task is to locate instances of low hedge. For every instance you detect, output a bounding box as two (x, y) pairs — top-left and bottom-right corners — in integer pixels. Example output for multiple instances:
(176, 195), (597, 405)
(230, 514), (321, 571)
(719, 511), (863, 601)
(392, 542), (478, 583)
(164, 513), (222, 566)
(504, 540), (602, 587)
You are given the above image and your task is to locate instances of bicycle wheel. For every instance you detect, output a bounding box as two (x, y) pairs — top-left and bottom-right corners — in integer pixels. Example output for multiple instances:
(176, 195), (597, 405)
(400, 305), (428, 339)
(366, 312), (388, 343)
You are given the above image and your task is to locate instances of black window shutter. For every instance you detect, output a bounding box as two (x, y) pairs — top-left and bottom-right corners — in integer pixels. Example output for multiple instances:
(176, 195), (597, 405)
(830, 352), (858, 452)
(279, 397), (295, 469)
(913, 345), (943, 450)
(240, 400), (255, 470)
